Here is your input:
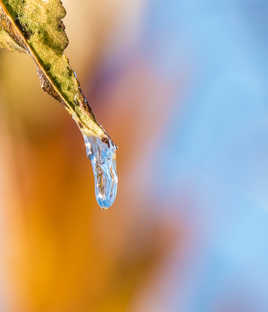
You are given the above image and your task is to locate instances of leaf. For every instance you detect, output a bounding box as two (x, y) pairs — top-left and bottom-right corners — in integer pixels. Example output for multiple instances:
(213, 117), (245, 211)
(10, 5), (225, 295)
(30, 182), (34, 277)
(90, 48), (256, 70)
(0, 0), (111, 141)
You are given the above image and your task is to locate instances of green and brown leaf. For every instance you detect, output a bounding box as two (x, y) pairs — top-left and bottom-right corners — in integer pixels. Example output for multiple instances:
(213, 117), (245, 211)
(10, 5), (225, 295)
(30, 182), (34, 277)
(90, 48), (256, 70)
(0, 0), (110, 140)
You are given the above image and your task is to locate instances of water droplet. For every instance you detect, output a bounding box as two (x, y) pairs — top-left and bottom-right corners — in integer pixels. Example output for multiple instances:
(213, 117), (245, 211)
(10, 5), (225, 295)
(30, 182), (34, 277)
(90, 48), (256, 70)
(83, 135), (118, 209)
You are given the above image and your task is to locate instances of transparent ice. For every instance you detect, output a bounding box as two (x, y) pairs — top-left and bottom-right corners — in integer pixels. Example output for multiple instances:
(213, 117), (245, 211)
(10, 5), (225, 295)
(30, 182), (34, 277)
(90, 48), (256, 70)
(83, 135), (118, 209)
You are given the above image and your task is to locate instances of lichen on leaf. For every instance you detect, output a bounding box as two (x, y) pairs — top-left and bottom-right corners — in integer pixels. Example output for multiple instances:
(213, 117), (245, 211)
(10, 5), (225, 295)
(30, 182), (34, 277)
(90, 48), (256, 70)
(0, 0), (111, 141)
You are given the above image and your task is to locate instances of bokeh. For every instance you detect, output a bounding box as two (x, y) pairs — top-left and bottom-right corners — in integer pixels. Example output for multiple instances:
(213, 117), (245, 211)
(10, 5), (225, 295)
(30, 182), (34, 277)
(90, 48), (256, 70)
(0, 0), (268, 311)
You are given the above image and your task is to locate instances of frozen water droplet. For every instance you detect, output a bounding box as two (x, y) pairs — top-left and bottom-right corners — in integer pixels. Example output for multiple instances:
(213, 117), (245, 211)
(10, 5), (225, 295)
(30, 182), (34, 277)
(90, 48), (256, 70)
(83, 135), (118, 209)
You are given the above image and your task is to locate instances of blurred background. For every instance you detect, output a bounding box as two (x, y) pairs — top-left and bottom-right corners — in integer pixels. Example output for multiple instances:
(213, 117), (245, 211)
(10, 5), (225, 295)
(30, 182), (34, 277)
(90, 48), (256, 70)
(0, 0), (268, 311)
